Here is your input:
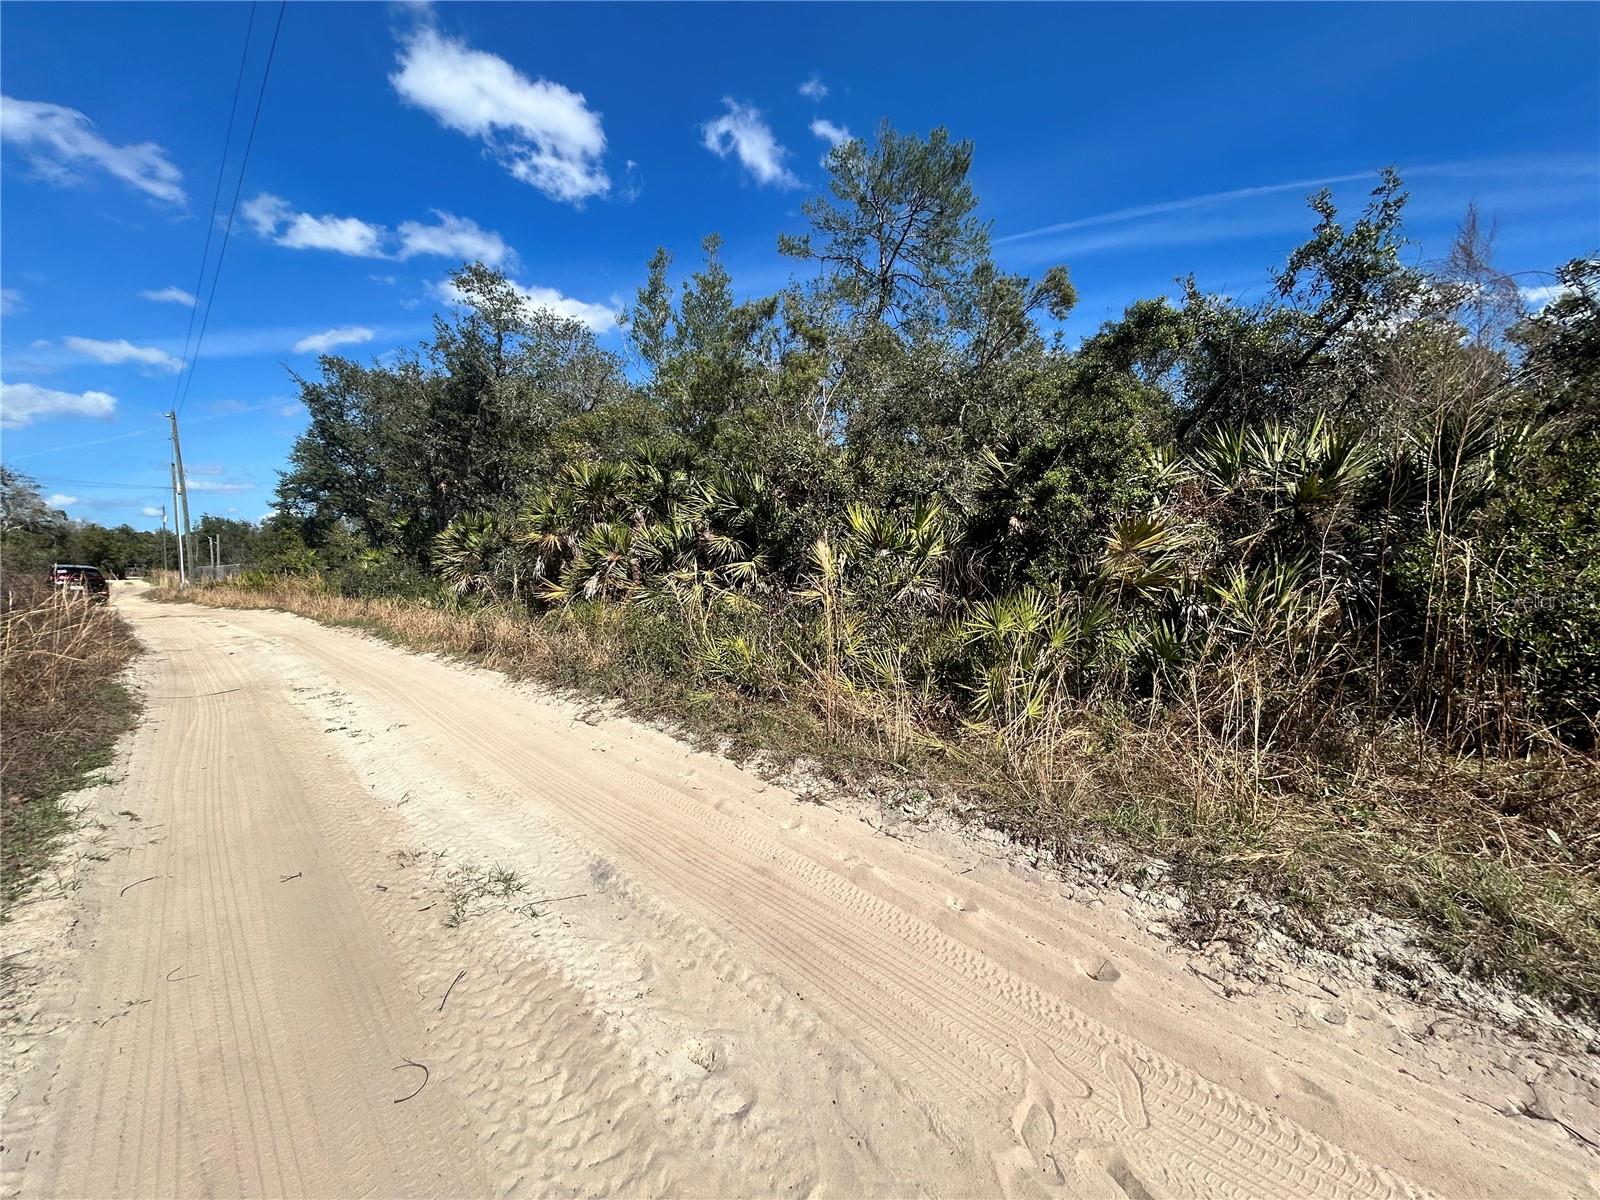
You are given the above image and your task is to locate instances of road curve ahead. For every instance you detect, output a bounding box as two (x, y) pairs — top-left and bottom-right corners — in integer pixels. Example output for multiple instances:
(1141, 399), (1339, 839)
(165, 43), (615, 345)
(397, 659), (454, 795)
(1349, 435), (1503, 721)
(3, 588), (1588, 1198)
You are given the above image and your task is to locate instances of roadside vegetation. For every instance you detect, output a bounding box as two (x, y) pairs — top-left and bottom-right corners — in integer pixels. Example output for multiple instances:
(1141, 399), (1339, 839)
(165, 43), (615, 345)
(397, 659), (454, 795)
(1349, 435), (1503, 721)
(157, 125), (1597, 1012)
(0, 574), (140, 912)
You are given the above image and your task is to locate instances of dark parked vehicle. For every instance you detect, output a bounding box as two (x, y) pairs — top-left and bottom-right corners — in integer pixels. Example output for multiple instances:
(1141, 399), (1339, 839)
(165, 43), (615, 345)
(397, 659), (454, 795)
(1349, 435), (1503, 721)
(51, 563), (110, 603)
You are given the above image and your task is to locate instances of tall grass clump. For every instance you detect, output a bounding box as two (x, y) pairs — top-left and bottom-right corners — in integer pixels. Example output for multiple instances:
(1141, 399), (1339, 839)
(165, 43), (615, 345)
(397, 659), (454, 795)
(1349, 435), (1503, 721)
(1, 576), (140, 910)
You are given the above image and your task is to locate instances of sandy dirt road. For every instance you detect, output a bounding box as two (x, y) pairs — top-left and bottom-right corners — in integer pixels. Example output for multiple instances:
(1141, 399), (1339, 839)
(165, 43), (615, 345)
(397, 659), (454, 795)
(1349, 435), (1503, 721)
(3, 587), (1595, 1198)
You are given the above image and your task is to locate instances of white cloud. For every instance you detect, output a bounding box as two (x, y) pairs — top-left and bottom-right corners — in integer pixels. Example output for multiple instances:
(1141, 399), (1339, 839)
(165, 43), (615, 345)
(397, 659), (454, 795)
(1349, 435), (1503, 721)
(1520, 284), (1572, 310)
(140, 286), (196, 306)
(438, 277), (615, 333)
(391, 26), (609, 204)
(810, 118), (852, 149)
(63, 336), (183, 373)
(798, 76), (828, 101)
(46, 493), (78, 507)
(0, 381), (117, 428)
(512, 283), (616, 331)
(141, 505), (164, 518)
(243, 192), (385, 256)
(0, 95), (185, 204)
(397, 211), (512, 267)
(1, 287), (22, 315)
(246, 193), (390, 257)
(293, 325), (375, 354)
(185, 480), (253, 494)
(701, 99), (799, 189)
(242, 192), (292, 236)
(279, 213), (386, 256)
(246, 193), (510, 263)
(277, 401), (304, 418)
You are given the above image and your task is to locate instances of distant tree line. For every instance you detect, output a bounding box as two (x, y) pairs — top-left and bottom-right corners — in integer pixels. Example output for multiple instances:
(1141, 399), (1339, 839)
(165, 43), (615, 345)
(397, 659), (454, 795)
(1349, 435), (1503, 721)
(0, 469), (273, 577)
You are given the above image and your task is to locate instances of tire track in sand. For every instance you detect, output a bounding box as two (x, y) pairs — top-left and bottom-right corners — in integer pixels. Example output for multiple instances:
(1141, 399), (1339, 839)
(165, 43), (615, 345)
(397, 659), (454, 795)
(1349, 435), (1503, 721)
(6, 611), (489, 1197)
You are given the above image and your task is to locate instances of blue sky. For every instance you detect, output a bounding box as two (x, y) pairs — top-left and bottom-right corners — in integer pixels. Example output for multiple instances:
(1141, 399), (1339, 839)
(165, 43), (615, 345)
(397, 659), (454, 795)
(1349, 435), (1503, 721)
(2, 1), (1596, 531)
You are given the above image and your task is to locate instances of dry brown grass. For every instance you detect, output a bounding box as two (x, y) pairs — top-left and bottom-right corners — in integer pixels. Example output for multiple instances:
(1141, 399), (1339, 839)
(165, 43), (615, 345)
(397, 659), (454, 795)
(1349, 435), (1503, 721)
(158, 575), (1600, 1013)
(2, 576), (140, 909)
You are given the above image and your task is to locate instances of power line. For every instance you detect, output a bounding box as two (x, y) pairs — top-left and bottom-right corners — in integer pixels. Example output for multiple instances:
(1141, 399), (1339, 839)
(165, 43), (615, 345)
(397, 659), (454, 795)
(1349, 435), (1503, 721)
(28, 479), (173, 490)
(169, 2), (258, 413)
(3, 426), (158, 462)
(4, 399), (290, 464)
(176, 0), (288, 416)
(32, 475), (255, 492)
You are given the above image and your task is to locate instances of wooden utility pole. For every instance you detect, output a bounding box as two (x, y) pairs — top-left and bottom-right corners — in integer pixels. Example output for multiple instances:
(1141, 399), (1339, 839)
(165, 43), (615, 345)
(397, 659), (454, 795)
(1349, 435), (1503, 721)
(170, 462), (187, 586)
(167, 411), (194, 585)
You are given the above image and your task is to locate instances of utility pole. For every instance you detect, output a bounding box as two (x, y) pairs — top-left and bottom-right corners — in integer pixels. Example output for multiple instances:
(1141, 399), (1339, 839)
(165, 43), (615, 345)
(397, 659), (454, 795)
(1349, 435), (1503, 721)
(167, 411), (194, 583)
(170, 462), (187, 586)
(160, 504), (170, 571)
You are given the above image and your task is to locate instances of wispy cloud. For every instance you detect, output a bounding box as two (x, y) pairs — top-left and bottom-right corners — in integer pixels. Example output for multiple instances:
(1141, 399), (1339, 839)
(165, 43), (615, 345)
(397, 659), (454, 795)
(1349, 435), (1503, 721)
(391, 24), (609, 204)
(809, 118), (854, 167)
(293, 325), (376, 354)
(799, 76), (828, 101)
(243, 194), (387, 257)
(140, 285), (196, 306)
(244, 194), (512, 264)
(1011, 210), (1320, 262)
(63, 336), (183, 373)
(46, 493), (78, 507)
(996, 172), (1380, 246)
(998, 154), (1600, 248)
(810, 118), (852, 148)
(1521, 283), (1572, 310)
(0, 95), (185, 205)
(618, 159), (642, 204)
(397, 211), (513, 267)
(1, 288), (23, 315)
(702, 99), (799, 189)
(1, 380), (118, 428)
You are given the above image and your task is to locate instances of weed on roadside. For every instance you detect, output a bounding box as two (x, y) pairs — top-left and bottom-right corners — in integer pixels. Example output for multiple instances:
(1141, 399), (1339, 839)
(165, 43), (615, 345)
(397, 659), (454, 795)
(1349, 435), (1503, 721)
(441, 861), (527, 929)
(2, 579), (140, 914)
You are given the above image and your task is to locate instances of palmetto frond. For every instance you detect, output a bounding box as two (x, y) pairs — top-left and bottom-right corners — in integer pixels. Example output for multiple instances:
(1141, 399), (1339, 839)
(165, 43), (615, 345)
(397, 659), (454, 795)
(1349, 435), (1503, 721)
(1099, 512), (1182, 598)
(545, 521), (640, 603)
(1192, 425), (1252, 492)
(433, 512), (505, 598)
